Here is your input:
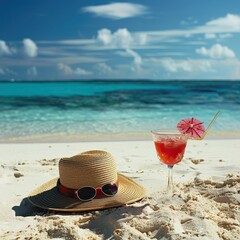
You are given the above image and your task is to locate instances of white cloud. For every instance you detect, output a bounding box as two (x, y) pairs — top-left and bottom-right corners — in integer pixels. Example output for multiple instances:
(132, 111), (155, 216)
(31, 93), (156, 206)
(126, 48), (142, 70)
(0, 40), (12, 55)
(82, 2), (148, 20)
(149, 57), (240, 79)
(74, 67), (92, 76)
(23, 38), (38, 57)
(204, 32), (232, 40)
(160, 58), (192, 72)
(196, 44), (235, 59)
(27, 66), (38, 76)
(205, 13), (240, 32)
(97, 29), (113, 45)
(96, 63), (112, 74)
(116, 48), (142, 71)
(204, 33), (216, 39)
(97, 28), (148, 49)
(58, 63), (92, 76)
(58, 63), (72, 75)
(137, 33), (148, 45)
(219, 33), (233, 39)
(47, 39), (95, 45)
(97, 28), (133, 48)
(145, 57), (240, 79)
(147, 57), (213, 73)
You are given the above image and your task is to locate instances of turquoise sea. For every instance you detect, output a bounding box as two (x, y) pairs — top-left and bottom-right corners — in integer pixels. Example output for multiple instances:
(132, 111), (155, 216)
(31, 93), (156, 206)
(0, 80), (240, 142)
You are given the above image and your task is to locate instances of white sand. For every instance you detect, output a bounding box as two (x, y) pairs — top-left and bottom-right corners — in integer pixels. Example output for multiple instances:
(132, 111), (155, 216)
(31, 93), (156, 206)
(0, 139), (239, 239)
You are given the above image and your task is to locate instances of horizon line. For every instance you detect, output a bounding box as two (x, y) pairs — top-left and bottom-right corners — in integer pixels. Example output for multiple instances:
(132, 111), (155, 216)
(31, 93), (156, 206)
(1, 78), (240, 83)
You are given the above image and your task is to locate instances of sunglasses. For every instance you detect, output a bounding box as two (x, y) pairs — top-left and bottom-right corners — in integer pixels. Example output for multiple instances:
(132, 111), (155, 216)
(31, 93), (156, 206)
(58, 179), (118, 201)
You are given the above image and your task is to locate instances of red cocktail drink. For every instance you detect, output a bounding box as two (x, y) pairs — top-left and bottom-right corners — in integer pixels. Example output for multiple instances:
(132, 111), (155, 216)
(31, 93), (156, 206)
(154, 138), (187, 166)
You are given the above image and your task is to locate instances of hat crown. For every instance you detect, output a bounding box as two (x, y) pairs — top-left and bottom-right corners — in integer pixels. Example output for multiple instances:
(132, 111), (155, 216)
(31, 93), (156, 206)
(59, 150), (117, 189)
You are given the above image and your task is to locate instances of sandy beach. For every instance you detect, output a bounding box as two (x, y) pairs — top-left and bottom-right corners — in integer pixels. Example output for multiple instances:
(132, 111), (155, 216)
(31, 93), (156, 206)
(0, 139), (239, 239)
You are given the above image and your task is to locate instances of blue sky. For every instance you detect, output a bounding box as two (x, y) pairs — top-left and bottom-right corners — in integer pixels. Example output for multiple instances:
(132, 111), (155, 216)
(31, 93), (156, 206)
(0, 0), (240, 80)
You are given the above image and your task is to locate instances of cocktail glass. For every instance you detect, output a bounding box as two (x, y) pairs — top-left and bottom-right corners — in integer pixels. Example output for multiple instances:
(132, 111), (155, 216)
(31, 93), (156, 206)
(151, 130), (188, 195)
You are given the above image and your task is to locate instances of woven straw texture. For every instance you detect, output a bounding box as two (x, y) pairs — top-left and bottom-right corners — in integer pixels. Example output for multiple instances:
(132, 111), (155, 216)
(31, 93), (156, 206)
(59, 150), (117, 189)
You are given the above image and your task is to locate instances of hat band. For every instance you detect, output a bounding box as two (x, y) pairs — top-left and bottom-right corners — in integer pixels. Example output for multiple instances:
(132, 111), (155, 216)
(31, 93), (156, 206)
(57, 179), (119, 201)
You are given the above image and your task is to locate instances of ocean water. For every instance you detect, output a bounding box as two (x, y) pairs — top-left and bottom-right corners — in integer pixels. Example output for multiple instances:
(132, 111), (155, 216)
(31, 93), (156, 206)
(0, 80), (240, 142)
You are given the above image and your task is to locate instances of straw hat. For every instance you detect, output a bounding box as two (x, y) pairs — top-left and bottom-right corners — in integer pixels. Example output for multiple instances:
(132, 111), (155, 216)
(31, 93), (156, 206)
(28, 150), (145, 212)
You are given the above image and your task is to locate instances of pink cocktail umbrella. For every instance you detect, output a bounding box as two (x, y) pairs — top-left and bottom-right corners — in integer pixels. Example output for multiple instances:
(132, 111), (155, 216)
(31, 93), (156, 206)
(177, 111), (221, 140)
(177, 117), (205, 139)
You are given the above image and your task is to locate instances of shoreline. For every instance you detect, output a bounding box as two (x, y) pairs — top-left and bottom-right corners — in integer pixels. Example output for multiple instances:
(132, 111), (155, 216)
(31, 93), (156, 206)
(1, 130), (240, 143)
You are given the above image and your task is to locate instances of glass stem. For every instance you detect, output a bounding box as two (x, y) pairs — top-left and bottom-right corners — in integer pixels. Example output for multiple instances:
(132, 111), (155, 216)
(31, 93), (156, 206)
(167, 165), (174, 194)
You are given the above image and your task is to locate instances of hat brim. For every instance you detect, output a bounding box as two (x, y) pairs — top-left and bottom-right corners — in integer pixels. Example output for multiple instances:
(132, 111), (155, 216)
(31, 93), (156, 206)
(28, 173), (145, 212)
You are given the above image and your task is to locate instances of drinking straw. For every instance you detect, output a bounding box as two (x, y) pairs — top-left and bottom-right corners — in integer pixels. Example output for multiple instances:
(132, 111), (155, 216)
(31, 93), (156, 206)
(196, 110), (221, 140)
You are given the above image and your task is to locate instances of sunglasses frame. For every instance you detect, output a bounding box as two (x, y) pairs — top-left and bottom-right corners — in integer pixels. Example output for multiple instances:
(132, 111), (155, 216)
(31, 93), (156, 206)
(75, 183), (118, 201)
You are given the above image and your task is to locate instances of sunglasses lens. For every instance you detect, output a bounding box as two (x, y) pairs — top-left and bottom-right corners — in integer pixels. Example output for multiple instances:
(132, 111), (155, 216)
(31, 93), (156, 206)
(102, 183), (118, 196)
(77, 187), (96, 201)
